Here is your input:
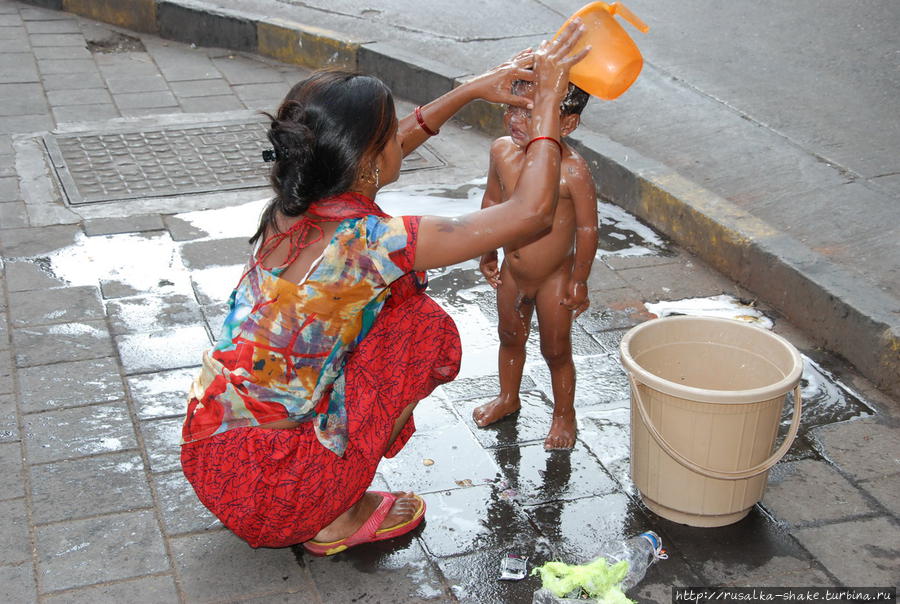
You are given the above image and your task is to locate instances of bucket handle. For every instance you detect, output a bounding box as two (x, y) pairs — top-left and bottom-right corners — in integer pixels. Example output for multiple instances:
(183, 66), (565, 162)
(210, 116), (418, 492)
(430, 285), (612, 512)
(629, 375), (803, 481)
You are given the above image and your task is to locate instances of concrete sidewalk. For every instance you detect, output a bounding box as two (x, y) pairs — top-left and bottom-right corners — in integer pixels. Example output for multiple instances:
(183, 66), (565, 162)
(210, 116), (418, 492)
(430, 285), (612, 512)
(17, 0), (896, 396)
(0, 1), (898, 603)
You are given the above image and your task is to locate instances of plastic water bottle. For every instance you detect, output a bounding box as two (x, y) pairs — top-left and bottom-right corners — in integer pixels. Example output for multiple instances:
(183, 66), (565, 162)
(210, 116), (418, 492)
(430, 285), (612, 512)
(532, 531), (668, 603)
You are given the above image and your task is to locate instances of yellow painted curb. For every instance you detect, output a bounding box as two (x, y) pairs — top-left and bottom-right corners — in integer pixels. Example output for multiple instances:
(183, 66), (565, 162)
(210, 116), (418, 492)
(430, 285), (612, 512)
(258, 18), (358, 71)
(63, 0), (158, 34)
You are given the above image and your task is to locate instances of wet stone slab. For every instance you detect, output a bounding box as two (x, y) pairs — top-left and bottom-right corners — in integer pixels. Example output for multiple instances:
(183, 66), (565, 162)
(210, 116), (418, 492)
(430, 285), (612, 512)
(139, 416), (184, 473)
(439, 373), (537, 404)
(115, 324), (210, 374)
(458, 391), (555, 449)
(12, 320), (114, 367)
(127, 366), (197, 420)
(40, 575), (179, 604)
(0, 393), (19, 442)
(858, 473), (900, 515)
(170, 530), (316, 602)
(35, 510), (168, 592)
(792, 516), (900, 586)
(526, 492), (650, 563)
(576, 292), (654, 333)
(23, 403), (137, 464)
(0, 224), (81, 257)
(418, 485), (536, 558)
(8, 285), (103, 328)
(378, 425), (500, 494)
(105, 292), (205, 336)
(435, 539), (557, 604)
(762, 459), (876, 526)
(190, 264), (244, 306)
(179, 237), (252, 269)
(0, 349), (12, 395)
(152, 469), (221, 535)
(305, 538), (448, 602)
(0, 442), (25, 501)
(0, 498), (30, 564)
(408, 392), (461, 434)
(809, 419), (900, 481)
(0, 563), (37, 603)
(29, 451), (151, 524)
(578, 407), (637, 496)
(491, 442), (618, 506)
(17, 357), (125, 413)
(527, 353), (631, 411)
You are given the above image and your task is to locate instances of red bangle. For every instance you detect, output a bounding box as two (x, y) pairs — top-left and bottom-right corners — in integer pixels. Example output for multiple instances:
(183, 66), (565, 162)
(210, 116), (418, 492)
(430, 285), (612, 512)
(525, 136), (563, 155)
(415, 106), (439, 136)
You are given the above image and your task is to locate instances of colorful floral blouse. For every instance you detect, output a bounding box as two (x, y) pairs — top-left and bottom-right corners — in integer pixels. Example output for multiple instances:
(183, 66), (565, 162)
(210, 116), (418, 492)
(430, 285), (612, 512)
(182, 205), (420, 457)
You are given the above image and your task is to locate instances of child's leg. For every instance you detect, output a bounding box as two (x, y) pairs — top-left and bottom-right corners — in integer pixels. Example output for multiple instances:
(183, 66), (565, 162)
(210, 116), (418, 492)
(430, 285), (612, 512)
(473, 264), (535, 427)
(535, 265), (577, 450)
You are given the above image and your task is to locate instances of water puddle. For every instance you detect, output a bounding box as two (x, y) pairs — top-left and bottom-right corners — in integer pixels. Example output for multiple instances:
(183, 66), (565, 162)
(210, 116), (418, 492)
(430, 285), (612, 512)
(597, 200), (671, 257)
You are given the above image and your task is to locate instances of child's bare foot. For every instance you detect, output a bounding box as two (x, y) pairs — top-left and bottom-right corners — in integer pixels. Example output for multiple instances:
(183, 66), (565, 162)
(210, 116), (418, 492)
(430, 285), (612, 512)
(311, 491), (420, 543)
(473, 395), (521, 427)
(544, 411), (577, 450)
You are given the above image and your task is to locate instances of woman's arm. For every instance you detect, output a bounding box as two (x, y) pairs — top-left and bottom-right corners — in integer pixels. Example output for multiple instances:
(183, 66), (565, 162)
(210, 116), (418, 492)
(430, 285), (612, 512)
(398, 50), (535, 156)
(413, 22), (587, 271)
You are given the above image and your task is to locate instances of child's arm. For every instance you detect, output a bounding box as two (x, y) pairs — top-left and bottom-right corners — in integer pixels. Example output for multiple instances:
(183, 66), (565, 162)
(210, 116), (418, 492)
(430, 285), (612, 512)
(479, 142), (504, 289)
(561, 157), (599, 317)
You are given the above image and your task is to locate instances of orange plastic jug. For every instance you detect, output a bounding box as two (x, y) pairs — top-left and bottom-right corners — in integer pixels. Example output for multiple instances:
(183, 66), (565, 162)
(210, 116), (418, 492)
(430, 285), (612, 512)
(555, 2), (649, 100)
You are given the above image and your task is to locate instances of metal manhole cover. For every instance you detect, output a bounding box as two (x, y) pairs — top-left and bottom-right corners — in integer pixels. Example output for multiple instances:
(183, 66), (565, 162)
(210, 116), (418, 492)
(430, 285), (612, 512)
(43, 119), (446, 206)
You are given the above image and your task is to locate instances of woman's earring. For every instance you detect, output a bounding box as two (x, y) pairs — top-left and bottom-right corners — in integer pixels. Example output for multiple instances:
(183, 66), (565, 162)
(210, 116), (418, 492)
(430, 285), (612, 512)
(374, 167), (380, 188)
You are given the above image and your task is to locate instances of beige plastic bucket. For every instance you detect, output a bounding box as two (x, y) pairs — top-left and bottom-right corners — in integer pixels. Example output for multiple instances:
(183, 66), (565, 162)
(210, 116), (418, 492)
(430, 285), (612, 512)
(619, 316), (803, 527)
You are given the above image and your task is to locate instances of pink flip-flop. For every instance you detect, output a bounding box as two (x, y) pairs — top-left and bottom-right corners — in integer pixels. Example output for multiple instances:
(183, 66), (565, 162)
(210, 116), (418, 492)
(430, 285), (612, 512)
(303, 491), (426, 556)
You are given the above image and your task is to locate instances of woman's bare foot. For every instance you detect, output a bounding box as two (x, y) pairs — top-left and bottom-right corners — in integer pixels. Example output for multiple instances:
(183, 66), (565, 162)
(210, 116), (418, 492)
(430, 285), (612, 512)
(311, 491), (420, 543)
(473, 394), (521, 427)
(544, 410), (577, 450)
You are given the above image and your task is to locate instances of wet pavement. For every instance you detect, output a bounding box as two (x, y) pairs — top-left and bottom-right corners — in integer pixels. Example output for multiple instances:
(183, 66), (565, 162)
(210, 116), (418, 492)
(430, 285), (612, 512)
(0, 2), (898, 603)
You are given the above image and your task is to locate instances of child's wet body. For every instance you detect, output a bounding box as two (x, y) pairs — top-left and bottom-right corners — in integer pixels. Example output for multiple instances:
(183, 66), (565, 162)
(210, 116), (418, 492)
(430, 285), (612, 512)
(474, 83), (598, 450)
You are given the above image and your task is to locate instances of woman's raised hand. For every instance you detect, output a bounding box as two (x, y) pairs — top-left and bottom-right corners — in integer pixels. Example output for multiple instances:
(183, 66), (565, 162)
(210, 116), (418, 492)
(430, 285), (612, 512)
(532, 19), (588, 106)
(459, 48), (537, 108)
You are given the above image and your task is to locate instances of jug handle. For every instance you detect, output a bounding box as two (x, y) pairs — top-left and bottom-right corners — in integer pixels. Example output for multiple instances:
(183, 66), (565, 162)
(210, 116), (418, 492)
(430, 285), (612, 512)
(610, 2), (650, 33)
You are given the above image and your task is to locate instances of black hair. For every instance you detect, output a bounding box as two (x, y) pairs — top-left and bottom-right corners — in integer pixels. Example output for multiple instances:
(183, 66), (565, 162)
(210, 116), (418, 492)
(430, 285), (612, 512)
(250, 70), (397, 245)
(510, 80), (590, 116)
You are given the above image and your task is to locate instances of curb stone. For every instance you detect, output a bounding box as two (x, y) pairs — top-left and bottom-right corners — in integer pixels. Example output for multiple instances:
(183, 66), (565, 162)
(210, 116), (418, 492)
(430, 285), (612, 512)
(17, 0), (900, 398)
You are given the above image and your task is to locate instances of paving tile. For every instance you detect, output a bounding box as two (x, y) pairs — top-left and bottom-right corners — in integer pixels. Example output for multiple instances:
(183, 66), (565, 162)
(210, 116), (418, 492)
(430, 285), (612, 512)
(83, 214), (165, 236)
(439, 373), (537, 403)
(202, 302), (230, 339)
(35, 510), (168, 592)
(190, 264), (245, 306)
(9, 285), (103, 328)
(0, 113), (54, 134)
(378, 425), (500, 494)
(0, 349), (12, 395)
(52, 103), (120, 123)
(0, 392), (19, 442)
(103, 73), (168, 94)
(24, 19), (81, 34)
(33, 45), (92, 60)
(0, 175), (20, 200)
(3, 259), (67, 292)
(46, 87), (112, 106)
(127, 366), (197, 420)
(37, 58), (98, 74)
(0, 82), (48, 116)
(0, 442), (25, 501)
(106, 293), (205, 337)
(0, 32), (30, 54)
(179, 237), (252, 270)
(0, 498), (31, 564)
(119, 106), (181, 118)
(30, 33), (87, 47)
(179, 94), (244, 113)
(408, 392), (461, 433)
(527, 492), (651, 562)
(139, 416), (183, 473)
(153, 469), (220, 535)
(232, 82), (292, 106)
(809, 418), (900, 481)
(762, 459), (876, 526)
(614, 261), (735, 302)
(859, 472), (900, 515)
(0, 224), (80, 257)
(41, 70), (103, 90)
(113, 90), (178, 110)
(29, 451), (151, 523)
(18, 357), (124, 413)
(418, 485), (535, 558)
(211, 56), (285, 85)
(41, 575), (179, 604)
(457, 390), (555, 448)
(577, 407), (637, 495)
(20, 7), (75, 20)
(0, 563), (37, 603)
(0, 201), (28, 227)
(306, 538), (448, 602)
(142, 42), (220, 81)
(169, 78), (232, 98)
(528, 353), (631, 411)
(170, 530), (315, 601)
(492, 442), (618, 505)
(12, 320), (114, 367)
(793, 516), (899, 586)
(115, 324), (210, 374)
(0, 51), (38, 83)
(23, 402), (137, 464)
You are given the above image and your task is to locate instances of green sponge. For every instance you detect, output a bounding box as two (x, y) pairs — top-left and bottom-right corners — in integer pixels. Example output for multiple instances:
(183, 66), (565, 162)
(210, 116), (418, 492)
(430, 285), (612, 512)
(531, 557), (633, 603)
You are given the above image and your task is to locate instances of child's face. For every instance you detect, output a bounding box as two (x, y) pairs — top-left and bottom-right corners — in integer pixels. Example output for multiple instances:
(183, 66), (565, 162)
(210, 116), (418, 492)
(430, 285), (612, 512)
(504, 82), (536, 147)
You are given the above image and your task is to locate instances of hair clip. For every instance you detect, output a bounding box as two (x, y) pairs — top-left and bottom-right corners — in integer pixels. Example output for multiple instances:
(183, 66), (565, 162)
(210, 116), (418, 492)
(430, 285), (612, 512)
(262, 149), (277, 162)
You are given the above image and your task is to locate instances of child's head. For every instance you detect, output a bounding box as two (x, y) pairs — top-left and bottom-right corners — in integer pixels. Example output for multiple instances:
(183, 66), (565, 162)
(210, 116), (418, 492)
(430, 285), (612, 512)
(504, 80), (589, 146)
